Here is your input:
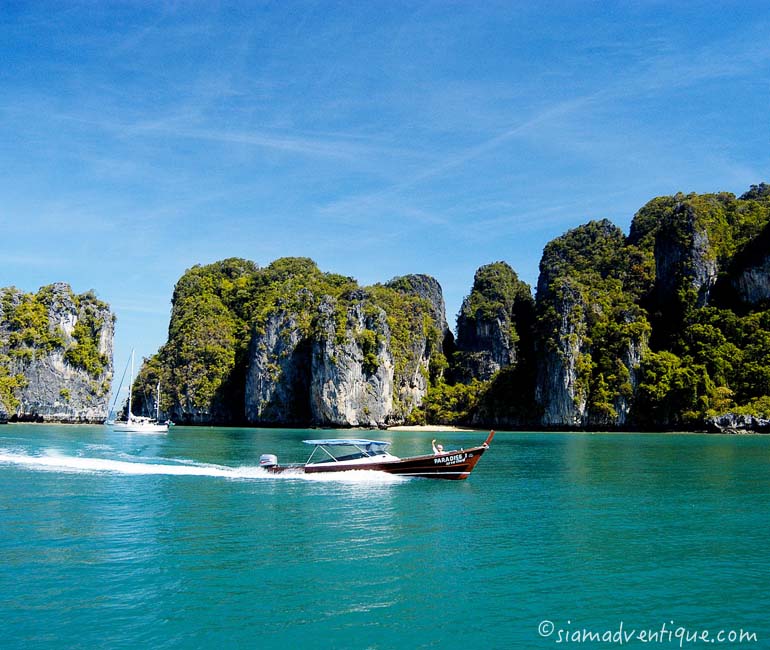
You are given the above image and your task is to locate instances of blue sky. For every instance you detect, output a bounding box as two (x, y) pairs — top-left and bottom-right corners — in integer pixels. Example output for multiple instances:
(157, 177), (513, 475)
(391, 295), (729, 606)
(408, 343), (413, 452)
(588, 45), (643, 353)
(2, 1), (769, 377)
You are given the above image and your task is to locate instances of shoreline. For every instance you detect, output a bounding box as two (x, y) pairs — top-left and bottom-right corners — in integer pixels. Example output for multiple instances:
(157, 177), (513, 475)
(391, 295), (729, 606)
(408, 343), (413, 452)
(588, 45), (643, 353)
(386, 424), (480, 432)
(2, 421), (768, 435)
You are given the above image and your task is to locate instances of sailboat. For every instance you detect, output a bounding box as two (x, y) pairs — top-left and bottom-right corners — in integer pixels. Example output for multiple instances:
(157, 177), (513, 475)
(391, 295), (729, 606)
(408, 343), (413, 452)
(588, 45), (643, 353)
(104, 353), (131, 425)
(112, 350), (169, 434)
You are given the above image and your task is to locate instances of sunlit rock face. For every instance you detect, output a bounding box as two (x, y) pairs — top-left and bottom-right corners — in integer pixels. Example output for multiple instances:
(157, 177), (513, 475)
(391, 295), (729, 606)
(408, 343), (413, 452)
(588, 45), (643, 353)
(0, 283), (114, 423)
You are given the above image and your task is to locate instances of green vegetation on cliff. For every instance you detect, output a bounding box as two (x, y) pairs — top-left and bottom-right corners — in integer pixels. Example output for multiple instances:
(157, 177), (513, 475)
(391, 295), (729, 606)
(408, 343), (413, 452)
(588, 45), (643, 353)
(457, 261), (532, 327)
(3, 289), (65, 354)
(537, 220), (651, 424)
(633, 304), (770, 426)
(64, 293), (111, 377)
(532, 187), (770, 428)
(136, 258), (257, 419)
(134, 182), (770, 430)
(0, 284), (112, 415)
(135, 257), (443, 423)
(629, 190), (770, 426)
(413, 261), (537, 426)
(369, 283), (442, 387)
(0, 359), (25, 412)
(413, 379), (486, 425)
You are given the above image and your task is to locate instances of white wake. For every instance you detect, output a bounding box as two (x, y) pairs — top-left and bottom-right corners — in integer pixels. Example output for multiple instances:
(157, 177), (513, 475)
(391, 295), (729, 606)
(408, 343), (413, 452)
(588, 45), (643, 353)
(0, 449), (407, 483)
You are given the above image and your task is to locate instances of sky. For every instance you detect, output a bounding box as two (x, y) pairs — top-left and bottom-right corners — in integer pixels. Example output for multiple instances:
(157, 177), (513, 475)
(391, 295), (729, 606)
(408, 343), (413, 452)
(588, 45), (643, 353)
(1, 1), (769, 377)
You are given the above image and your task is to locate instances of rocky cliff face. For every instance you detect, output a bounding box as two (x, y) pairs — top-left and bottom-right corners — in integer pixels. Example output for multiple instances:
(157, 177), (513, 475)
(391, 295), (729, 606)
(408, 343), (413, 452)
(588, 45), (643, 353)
(453, 262), (534, 382)
(705, 412), (770, 434)
(138, 258), (447, 427)
(722, 224), (770, 307)
(386, 274), (449, 337)
(732, 261), (770, 306)
(455, 313), (514, 382)
(534, 220), (650, 429)
(243, 295), (397, 427)
(533, 187), (770, 431)
(310, 298), (395, 427)
(0, 283), (114, 422)
(245, 307), (312, 425)
(241, 281), (445, 428)
(534, 284), (648, 429)
(379, 274), (451, 420)
(535, 278), (590, 427)
(654, 202), (718, 309)
(612, 334), (645, 426)
(413, 261), (539, 429)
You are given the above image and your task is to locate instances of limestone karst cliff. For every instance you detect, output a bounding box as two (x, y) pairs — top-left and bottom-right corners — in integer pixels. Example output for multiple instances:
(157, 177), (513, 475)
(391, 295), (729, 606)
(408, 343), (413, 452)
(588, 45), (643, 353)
(245, 306), (312, 425)
(0, 283), (113, 422)
(133, 182), (770, 431)
(309, 297), (395, 427)
(534, 219), (650, 428)
(134, 258), (446, 427)
(533, 186), (770, 430)
(421, 183), (770, 431)
(453, 262), (534, 382)
(243, 292), (398, 427)
(420, 261), (539, 429)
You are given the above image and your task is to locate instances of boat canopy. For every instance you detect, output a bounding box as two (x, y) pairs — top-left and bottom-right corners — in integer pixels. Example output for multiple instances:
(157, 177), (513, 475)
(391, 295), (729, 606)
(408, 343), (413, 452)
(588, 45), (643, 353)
(302, 439), (391, 449)
(302, 438), (395, 465)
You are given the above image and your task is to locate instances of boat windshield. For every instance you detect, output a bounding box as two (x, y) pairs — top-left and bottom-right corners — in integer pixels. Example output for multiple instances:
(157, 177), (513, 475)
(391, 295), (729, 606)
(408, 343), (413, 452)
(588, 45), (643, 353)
(303, 439), (392, 464)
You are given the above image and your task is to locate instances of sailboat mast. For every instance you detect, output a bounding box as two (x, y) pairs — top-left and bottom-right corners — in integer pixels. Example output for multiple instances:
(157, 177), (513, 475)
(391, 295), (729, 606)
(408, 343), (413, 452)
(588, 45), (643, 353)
(156, 381), (160, 421)
(127, 349), (134, 421)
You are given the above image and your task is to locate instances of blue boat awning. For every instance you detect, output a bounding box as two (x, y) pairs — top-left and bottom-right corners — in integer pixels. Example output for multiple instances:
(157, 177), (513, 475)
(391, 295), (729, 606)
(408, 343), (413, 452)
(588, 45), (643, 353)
(302, 438), (391, 448)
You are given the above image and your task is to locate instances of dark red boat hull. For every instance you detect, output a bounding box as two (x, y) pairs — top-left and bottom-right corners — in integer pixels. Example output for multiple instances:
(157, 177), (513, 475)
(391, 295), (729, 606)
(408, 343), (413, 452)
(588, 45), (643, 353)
(267, 431), (494, 480)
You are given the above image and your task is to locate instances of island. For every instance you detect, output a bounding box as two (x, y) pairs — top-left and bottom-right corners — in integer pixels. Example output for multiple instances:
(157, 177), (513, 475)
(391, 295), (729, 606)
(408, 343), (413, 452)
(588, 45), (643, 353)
(2, 183), (770, 432)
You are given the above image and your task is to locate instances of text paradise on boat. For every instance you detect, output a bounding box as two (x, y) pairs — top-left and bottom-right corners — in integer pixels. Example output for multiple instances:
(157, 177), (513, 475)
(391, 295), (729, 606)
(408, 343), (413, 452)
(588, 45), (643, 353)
(259, 431), (494, 480)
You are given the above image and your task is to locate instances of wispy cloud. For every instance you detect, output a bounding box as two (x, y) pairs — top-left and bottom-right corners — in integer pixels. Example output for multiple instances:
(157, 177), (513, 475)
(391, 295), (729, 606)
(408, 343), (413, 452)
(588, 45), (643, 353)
(318, 18), (770, 229)
(2, 2), (768, 363)
(1, 253), (67, 269)
(2, 98), (432, 167)
(317, 94), (599, 220)
(132, 122), (423, 162)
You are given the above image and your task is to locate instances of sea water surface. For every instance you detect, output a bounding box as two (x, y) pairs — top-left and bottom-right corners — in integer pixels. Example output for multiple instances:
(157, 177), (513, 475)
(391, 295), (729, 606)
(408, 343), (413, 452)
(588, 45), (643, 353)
(1, 425), (769, 649)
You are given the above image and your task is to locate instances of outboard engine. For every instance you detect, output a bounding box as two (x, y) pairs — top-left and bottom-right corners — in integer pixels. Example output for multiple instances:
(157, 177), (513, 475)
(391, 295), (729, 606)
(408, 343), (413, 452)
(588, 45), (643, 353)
(259, 454), (278, 468)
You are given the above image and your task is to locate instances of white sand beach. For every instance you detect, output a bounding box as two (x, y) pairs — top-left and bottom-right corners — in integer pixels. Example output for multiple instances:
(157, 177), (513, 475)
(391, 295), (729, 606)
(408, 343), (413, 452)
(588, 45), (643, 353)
(386, 424), (480, 432)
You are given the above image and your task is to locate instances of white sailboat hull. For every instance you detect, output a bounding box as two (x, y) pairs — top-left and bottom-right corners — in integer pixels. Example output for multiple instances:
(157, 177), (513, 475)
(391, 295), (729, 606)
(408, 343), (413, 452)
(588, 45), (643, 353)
(113, 420), (169, 434)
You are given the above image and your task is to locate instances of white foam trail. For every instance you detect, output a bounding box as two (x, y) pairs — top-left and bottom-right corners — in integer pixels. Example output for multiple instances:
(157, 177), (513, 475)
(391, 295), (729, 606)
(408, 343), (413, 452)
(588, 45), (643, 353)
(0, 449), (407, 483)
(0, 449), (249, 477)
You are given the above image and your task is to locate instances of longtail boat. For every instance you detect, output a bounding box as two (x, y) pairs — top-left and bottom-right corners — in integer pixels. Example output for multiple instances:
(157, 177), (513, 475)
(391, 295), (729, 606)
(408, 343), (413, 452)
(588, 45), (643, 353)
(259, 431), (494, 480)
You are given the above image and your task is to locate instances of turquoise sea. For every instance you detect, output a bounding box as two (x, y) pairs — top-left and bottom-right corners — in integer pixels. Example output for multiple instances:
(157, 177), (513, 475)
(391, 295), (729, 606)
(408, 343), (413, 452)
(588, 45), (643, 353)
(1, 425), (768, 649)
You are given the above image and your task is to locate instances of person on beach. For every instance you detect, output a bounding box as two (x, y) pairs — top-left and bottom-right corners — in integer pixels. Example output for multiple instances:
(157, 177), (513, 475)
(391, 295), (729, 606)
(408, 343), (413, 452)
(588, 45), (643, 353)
(432, 439), (444, 454)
